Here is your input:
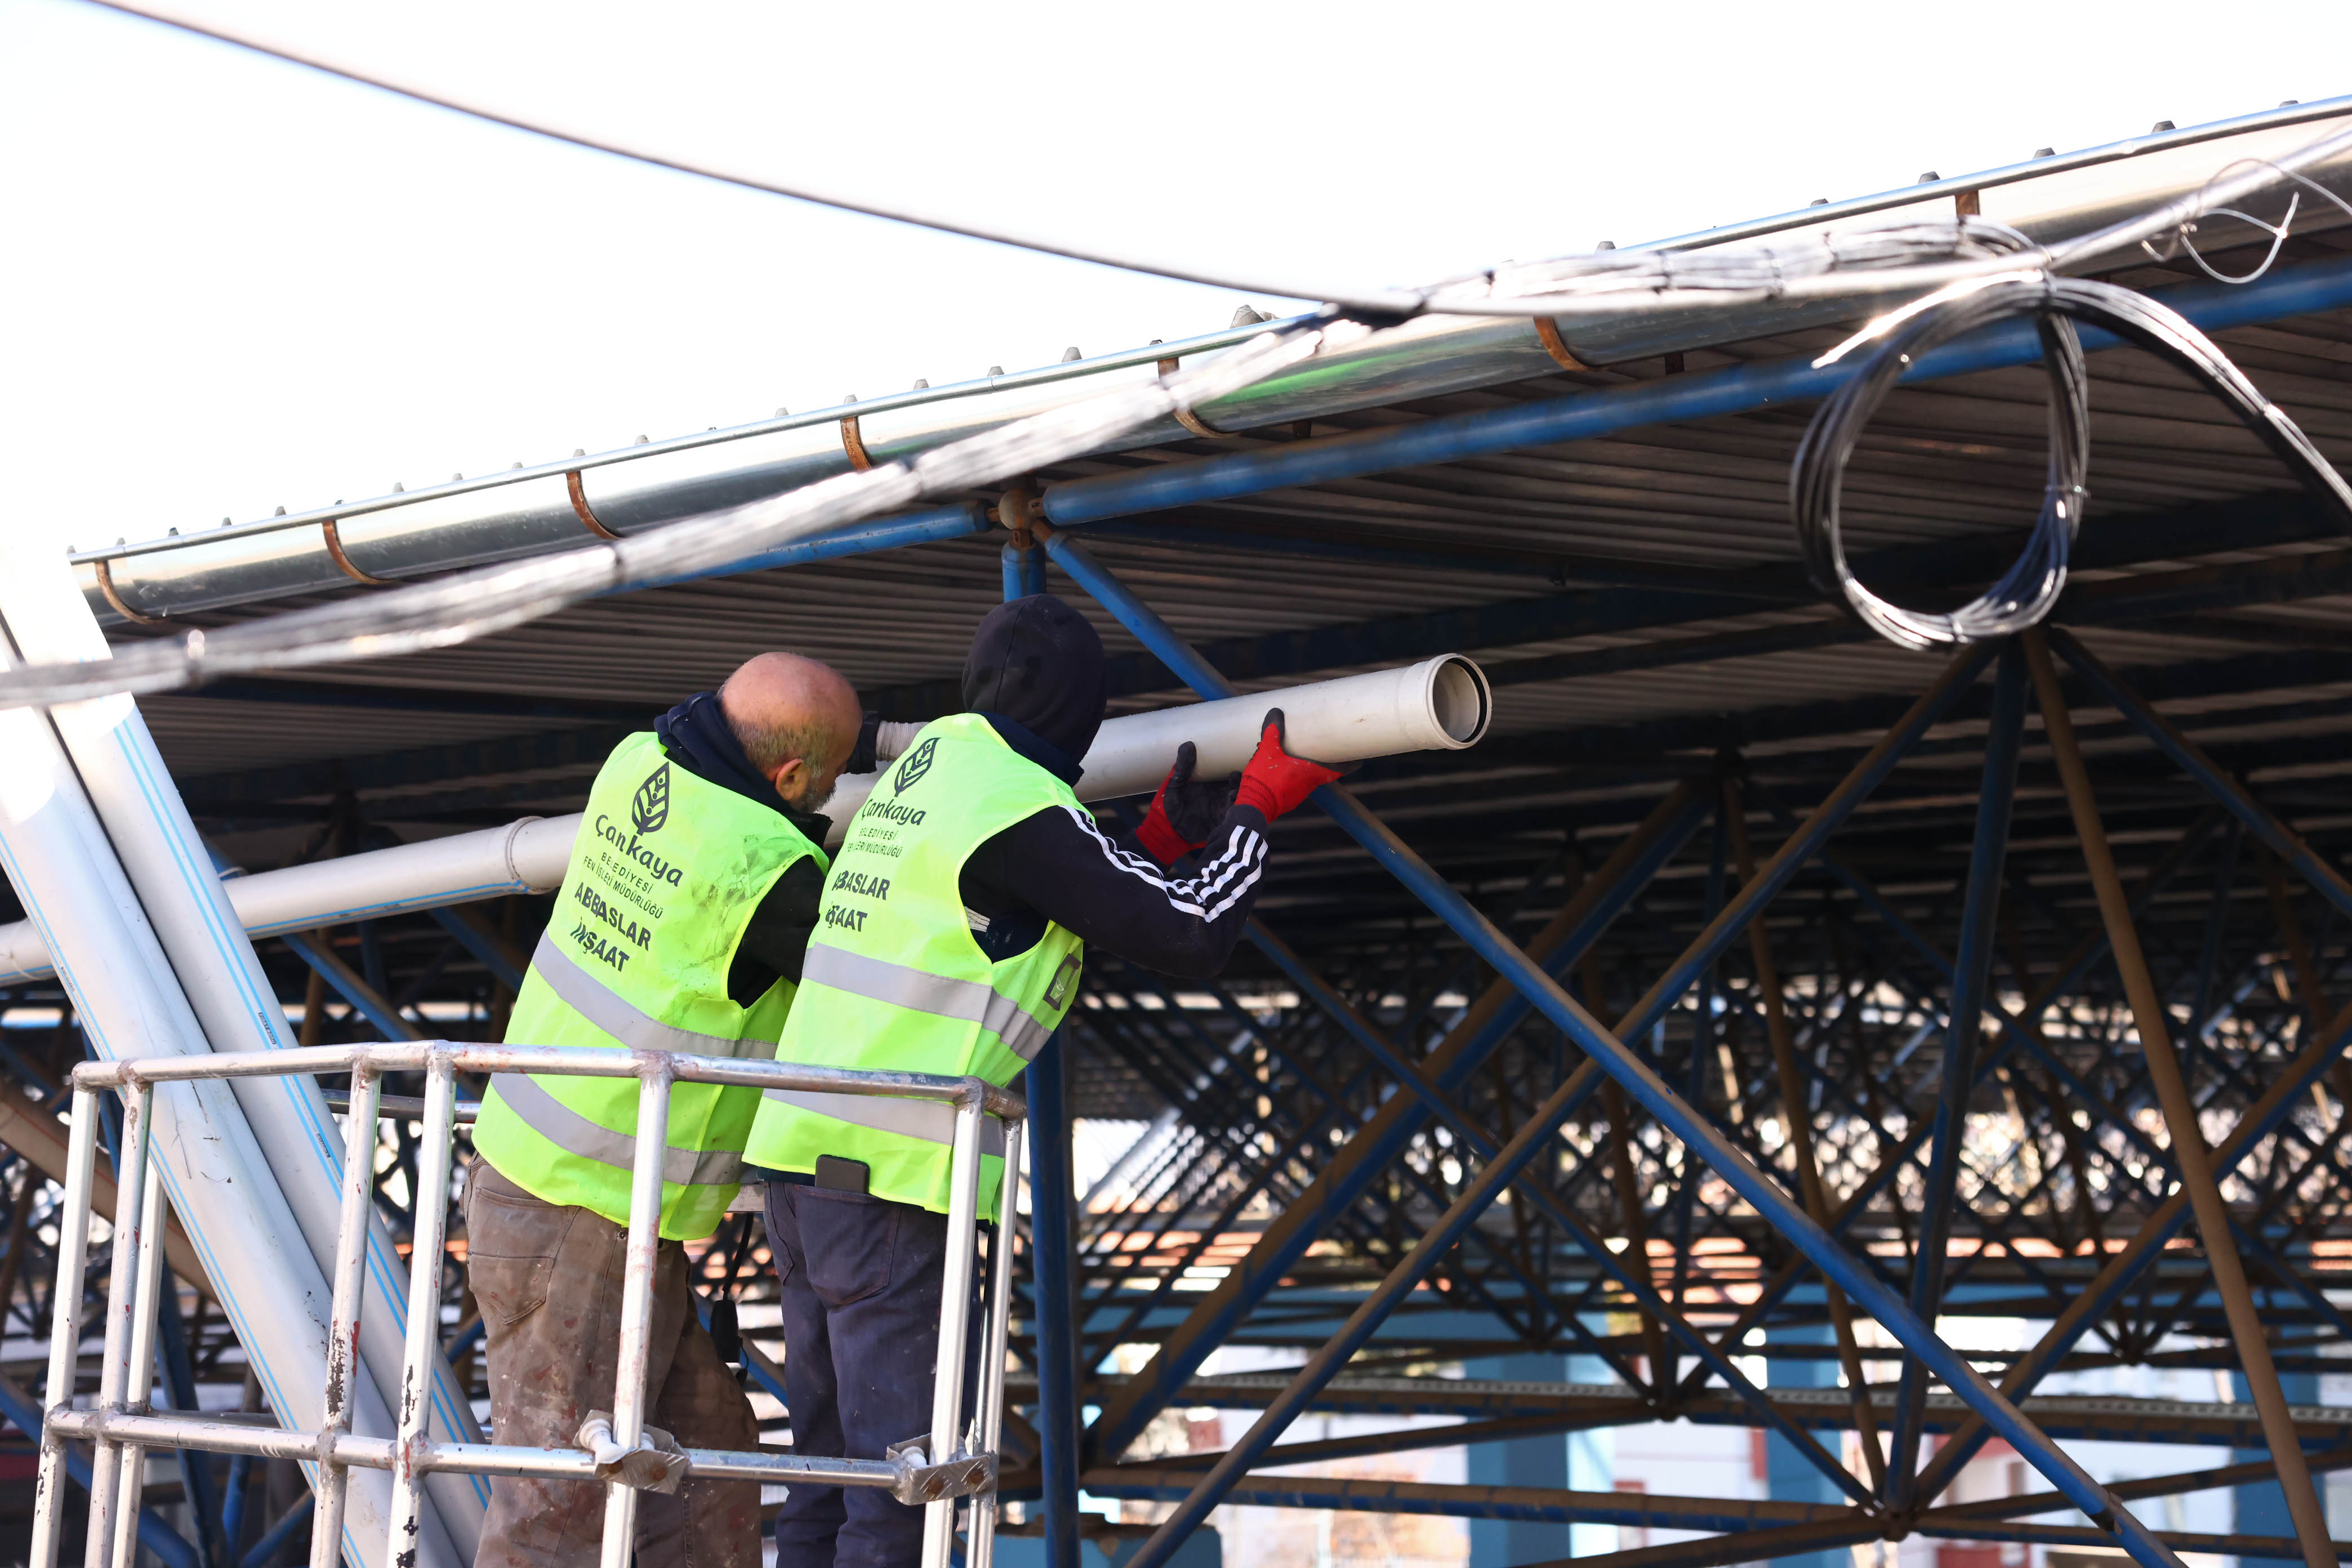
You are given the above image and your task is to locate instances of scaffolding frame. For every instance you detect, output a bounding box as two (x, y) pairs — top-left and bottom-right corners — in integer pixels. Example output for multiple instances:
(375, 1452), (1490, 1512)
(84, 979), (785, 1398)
(29, 1044), (1022, 1568)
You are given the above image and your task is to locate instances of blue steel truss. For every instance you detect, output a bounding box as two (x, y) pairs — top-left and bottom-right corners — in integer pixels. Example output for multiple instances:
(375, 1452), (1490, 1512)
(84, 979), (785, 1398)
(13, 229), (2352, 1568)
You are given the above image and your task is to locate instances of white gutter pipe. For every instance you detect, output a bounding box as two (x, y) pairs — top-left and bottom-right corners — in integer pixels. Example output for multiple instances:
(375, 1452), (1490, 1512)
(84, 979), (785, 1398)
(0, 645), (436, 1568)
(0, 542), (487, 1553)
(0, 654), (1489, 982)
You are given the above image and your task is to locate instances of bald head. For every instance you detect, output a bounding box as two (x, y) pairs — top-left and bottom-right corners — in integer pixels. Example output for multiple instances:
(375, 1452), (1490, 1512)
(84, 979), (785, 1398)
(719, 652), (862, 813)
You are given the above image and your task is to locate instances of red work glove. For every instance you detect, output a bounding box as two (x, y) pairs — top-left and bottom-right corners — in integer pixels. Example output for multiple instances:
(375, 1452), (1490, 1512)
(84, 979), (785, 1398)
(1135, 741), (1237, 866)
(1235, 709), (1349, 822)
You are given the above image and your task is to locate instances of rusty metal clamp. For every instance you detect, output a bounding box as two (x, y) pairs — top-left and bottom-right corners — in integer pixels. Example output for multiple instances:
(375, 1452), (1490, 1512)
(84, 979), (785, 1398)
(885, 1432), (997, 1506)
(576, 1410), (690, 1494)
(997, 485), (1040, 550)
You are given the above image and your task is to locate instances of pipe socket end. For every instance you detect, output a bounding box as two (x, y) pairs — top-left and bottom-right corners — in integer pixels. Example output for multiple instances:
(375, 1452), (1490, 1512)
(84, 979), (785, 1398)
(1423, 655), (1492, 749)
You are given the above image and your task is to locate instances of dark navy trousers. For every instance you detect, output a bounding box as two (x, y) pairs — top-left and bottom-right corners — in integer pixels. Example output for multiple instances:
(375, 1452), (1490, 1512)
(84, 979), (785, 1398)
(765, 1181), (980, 1568)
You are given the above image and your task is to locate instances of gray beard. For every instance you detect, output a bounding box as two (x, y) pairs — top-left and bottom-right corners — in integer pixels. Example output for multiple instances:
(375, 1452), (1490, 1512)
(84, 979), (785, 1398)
(779, 773), (827, 815)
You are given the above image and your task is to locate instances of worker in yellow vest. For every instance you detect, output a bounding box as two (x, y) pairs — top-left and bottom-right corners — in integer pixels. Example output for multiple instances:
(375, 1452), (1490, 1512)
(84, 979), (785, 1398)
(466, 651), (862, 1568)
(743, 596), (1345, 1566)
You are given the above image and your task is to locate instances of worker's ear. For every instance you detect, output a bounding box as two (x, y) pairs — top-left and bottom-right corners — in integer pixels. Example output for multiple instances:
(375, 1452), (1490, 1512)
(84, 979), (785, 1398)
(765, 755), (810, 800)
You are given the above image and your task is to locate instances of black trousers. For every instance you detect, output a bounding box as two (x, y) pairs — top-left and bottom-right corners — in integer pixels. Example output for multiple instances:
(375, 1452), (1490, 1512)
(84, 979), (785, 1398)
(766, 1182), (982, 1568)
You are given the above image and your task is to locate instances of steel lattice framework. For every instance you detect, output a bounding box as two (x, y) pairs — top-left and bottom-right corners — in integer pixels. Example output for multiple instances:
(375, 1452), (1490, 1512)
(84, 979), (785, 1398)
(11, 99), (2352, 1568)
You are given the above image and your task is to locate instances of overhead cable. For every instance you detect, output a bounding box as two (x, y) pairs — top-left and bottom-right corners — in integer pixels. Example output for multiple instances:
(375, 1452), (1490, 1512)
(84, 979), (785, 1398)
(79, 1), (1416, 318)
(1792, 274), (2352, 650)
(81, 4), (2352, 326)
(25, 10), (2352, 693)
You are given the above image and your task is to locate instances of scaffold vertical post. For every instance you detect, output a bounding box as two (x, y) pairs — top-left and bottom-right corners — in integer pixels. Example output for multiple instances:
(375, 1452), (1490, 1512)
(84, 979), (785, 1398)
(315, 1063), (384, 1568)
(969, 1118), (1024, 1568)
(390, 1056), (458, 1567)
(598, 1059), (674, 1568)
(921, 1094), (988, 1568)
(84, 1080), (153, 1568)
(107, 1154), (171, 1568)
(30, 1085), (101, 1568)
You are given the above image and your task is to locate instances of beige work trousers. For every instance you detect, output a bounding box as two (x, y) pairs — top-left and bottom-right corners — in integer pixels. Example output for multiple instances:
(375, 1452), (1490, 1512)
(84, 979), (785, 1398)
(462, 1158), (761, 1568)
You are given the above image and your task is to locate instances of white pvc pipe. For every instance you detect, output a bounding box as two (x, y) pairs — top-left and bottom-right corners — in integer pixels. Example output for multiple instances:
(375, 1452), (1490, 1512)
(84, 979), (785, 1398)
(0, 654), (1489, 977)
(0, 816), (572, 986)
(0, 541), (485, 1557)
(0, 649), (420, 1568)
(229, 816), (581, 938)
(1063, 652), (1490, 801)
(821, 652), (1492, 835)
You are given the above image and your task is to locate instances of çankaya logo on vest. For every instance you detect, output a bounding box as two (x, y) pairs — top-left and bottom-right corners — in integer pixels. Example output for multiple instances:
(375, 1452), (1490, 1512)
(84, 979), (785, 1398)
(593, 813), (687, 886)
(632, 763), (672, 834)
(894, 736), (938, 792)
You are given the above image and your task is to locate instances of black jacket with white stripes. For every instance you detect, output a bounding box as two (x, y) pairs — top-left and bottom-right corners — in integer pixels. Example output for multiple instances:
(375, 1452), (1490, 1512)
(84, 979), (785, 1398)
(957, 712), (1270, 979)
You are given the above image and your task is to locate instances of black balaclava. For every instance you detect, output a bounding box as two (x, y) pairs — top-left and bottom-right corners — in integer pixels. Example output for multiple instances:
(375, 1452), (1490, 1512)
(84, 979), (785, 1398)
(963, 595), (1107, 774)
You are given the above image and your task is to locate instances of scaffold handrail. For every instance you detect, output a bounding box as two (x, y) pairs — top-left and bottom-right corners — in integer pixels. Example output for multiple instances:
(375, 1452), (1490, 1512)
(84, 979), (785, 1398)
(31, 1041), (1026, 1568)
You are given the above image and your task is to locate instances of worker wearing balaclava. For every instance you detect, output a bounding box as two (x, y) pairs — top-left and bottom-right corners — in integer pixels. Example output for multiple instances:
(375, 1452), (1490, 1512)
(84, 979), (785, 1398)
(747, 593), (1342, 1567)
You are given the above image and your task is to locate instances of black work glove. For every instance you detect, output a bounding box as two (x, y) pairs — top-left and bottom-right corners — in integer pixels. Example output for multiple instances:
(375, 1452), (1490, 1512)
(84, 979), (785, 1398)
(847, 712), (883, 775)
(1137, 741), (1240, 865)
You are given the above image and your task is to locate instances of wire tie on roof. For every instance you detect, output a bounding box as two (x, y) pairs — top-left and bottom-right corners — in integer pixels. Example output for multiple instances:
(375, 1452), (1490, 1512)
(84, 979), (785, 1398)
(565, 471), (622, 541)
(1534, 317), (1589, 371)
(840, 413), (875, 471)
(1156, 354), (1232, 437)
(92, 556), (168, 625)
(322, 519), (398, 585)
(1170, 406), (1229, 439)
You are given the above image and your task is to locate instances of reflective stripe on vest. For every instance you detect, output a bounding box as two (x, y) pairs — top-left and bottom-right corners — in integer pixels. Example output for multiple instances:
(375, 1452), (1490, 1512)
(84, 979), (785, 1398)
(800, 945), (1056, 1063)
(758, 1087), (1007, 1159)
(491, 1071), (745, 1188)
(528, 930), (764, 1059)
(472, 729), (821, 1240)
(744, 714), (1084, 1214)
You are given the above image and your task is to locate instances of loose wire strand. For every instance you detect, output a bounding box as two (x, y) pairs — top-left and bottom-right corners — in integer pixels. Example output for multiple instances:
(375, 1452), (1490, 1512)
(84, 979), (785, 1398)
(1791, 275), (2352, 651)
(0, 317), (1338, 709)
(1429, 123), (2352, 319)
(29, 6), (2352, 687)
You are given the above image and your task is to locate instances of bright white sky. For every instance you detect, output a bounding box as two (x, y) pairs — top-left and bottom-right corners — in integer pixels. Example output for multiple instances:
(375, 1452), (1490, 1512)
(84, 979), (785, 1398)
(3, 0), (2349, 555)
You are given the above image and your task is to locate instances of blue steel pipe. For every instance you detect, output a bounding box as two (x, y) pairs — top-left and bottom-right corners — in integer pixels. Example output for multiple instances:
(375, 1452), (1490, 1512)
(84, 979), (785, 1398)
(1912, 1009), (2352, 1498)
(1121, 1033), (1650, 1567)
(1047, 537), (2184, 1568)
(0, 1371), (201, 1568)
(1014, 489), (1083, 1567)
(1001, 542), (1048, 601)
(238, 1495), (315, 1568)
(157, 1282), (226, 1568)
(2050, 627), (2352, 923)
(1241, 920), (1869, 1502)
(621, 501), (990, 595)
(425, 906), (525, 992)
(1040, 256), (2352, 532)
(279, 930), (423, 1043)
(1050, 524), (1970, 1459)
(1271, 808), (2187, 1568)
(1024, 1031), (1083, 1568)
(1892, 646), (2024, 1509)
(1672, 809), (2225, 1405)
(2228, 1219), (2352, 1343)
(1086, 805), (1707, 1453)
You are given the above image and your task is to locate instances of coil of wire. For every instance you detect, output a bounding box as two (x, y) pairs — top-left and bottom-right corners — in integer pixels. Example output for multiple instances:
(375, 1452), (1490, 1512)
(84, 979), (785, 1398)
(1790, 274), (2352, 650)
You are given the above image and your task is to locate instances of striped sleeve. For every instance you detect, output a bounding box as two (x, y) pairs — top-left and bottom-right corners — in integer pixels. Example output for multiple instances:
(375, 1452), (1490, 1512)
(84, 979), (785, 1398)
(961, 803), (1274, 979)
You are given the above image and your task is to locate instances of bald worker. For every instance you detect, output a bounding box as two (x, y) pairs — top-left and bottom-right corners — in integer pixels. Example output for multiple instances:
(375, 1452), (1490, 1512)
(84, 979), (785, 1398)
(466, 652), (862, 1568)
